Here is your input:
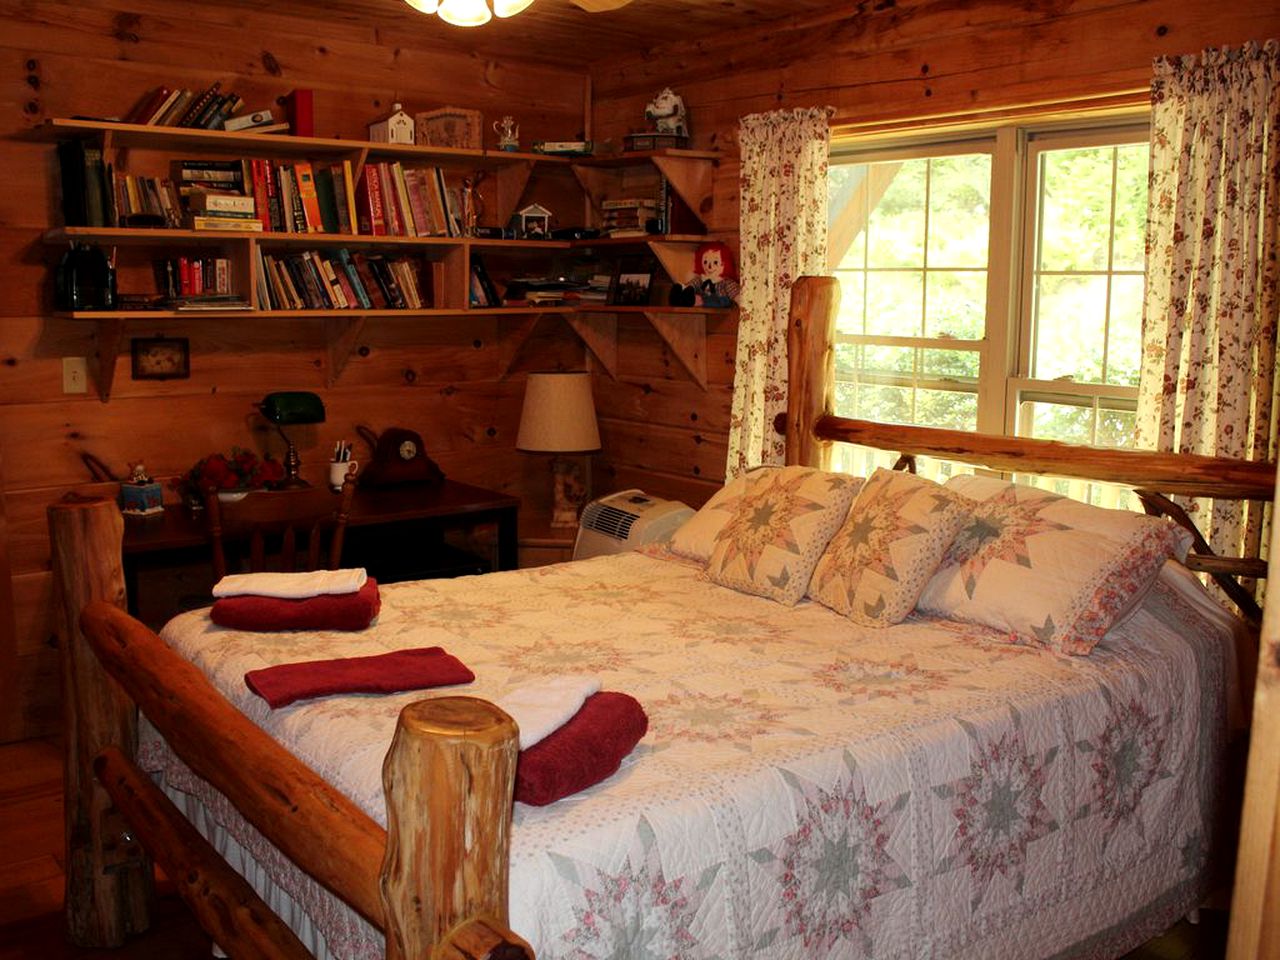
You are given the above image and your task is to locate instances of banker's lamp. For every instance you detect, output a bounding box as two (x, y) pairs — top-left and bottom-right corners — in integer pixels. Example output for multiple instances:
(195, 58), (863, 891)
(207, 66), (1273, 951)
(259, 391), (326, 488)
(516, 372), (601, 528)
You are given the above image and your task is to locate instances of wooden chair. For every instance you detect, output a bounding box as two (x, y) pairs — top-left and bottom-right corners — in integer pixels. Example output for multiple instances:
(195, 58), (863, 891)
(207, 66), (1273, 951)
(203, 481), (357, 581)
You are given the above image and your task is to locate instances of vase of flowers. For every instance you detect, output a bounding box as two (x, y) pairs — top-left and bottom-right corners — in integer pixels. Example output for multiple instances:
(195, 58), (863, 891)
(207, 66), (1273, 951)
(172, 448), (286, 511)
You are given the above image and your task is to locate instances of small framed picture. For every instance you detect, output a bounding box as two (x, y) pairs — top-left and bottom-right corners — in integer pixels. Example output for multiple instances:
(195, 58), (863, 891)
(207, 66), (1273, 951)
(131, 336), (190, 380)
(609, 257), (655, 306)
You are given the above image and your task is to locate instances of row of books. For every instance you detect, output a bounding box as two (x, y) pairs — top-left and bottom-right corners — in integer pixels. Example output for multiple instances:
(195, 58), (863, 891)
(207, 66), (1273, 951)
(122, 81), (270, 131)
(155, 256), (234, 299)
(254, 247), (431, 311)
(357, 161), (462, 238)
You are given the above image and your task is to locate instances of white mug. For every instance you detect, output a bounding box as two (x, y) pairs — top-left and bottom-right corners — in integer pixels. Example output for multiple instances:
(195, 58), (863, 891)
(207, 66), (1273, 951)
(328, 460), (359, 492)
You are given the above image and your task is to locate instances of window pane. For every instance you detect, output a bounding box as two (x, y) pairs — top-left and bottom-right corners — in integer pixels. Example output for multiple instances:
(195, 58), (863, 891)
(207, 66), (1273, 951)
(1022, 397), (1094, 444)
(1033, 274), (1107, 381)
(1038, 146), (1114, 272)
(831, 444), (972, 486)
(921, 347), (979, 380)
(833, 271), (866, 335)
(1106, 273), (1144, 386)
(865, 270), (923, 336)
(1096, 406), (1137, 447)
(1112, 143), (1148, 271)
(867, 160), (926, 268)
(916, 388), (977, 430)
(927, 155), (992, 268)
(925, 271), (986, 339)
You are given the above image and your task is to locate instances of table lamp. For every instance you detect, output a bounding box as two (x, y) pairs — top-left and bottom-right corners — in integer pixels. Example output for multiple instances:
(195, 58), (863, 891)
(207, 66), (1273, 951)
(259, 391), (326, 488)
(516, 372), (601, 528)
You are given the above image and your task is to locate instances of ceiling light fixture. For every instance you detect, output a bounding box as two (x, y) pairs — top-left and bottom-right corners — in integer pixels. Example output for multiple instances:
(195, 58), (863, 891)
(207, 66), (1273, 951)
(403, 0), (535, 26)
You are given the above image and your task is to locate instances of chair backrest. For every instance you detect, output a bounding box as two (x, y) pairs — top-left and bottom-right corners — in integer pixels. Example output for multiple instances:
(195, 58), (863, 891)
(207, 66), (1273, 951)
(204, 481), (356, 581)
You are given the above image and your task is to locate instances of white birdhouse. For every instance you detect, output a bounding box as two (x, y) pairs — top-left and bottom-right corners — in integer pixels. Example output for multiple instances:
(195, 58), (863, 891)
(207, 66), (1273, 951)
(368, 102), (415, 145)
(517, 203), (553, 239)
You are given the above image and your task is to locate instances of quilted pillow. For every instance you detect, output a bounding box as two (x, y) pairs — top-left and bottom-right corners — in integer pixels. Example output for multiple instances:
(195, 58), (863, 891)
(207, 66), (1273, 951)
(918, 475), (1195, 655)
(702, 466), (860, 604)
(670, 466), (862, 564)
(808, 468), (968, 626)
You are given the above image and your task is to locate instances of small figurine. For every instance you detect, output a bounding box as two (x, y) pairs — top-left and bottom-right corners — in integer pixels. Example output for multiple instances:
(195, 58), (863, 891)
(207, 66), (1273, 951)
(644, 88), (688, 139)
(128, 461), (152, 484)
(461, 171), (486, 237)
(675, 241), (738, 308)
(368, 102), (415, 145)
(493, 116), (519, 151)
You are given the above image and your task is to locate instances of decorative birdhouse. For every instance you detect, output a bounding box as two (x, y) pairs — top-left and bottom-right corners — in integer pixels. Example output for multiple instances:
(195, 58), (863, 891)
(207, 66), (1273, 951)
(516, 203), (553, 239)
(368, 102), (415, 145)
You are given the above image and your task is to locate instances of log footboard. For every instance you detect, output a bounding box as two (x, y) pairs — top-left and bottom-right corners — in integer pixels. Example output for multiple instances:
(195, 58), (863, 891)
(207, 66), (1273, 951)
(50, 496), (533, 959)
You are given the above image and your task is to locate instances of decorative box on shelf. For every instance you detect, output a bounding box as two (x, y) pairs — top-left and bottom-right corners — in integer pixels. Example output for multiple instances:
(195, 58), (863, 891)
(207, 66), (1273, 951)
(624, 132), (688, 151)
(415, 107), (483, 150)
(119, 481), (164, 517)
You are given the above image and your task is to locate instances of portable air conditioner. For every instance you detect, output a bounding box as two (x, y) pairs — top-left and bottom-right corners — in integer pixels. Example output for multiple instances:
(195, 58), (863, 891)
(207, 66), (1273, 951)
(573, 489), (695, 561)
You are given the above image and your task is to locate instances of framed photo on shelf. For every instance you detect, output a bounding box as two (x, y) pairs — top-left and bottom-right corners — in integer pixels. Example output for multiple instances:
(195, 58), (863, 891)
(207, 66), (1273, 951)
(608, 257), (655, 306)
(131, 336), (190, 380)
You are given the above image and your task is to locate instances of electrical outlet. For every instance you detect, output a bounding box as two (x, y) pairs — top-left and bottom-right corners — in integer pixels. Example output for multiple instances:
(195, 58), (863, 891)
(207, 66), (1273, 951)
(62, 357), (88, 394)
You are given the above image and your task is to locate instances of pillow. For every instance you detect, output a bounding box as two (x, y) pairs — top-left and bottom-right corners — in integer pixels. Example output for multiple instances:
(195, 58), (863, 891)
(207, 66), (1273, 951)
(702, 466), (860, 605)
(670, 466), (863, 563)
(918, 475), (1195, 655)
(808, 468), (967, 626)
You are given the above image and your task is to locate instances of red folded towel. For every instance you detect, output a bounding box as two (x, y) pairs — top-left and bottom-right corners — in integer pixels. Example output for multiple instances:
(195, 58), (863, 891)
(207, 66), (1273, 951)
(245, 646), (474, 708)
(212, 578), (382, 633)
(514, 692), (648, 806)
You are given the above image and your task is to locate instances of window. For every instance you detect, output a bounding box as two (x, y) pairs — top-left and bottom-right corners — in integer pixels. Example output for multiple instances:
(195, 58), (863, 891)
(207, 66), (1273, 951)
(827, 120), (1149, 499)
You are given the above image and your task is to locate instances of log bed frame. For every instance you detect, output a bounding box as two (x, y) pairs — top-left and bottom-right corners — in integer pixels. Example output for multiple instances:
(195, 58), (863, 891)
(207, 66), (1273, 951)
(49, 276), (1280, 960)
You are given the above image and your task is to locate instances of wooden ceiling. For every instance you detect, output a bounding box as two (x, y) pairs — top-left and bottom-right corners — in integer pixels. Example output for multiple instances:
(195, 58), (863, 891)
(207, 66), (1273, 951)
(289, 0), (841, 67)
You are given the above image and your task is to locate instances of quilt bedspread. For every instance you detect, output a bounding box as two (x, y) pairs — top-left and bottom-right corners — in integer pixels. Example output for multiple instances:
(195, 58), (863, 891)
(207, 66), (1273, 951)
(144, 551), (1230, 960)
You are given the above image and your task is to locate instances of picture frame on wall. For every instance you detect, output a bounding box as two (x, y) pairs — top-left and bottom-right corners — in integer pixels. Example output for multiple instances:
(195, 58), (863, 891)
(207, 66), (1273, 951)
(131, 336), (190, 380)
(608, 257), (654, 306)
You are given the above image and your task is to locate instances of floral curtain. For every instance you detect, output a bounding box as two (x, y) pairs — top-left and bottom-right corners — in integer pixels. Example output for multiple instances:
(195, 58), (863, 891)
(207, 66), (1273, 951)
(1136, 40), (1280, 562)
(726, 108), (832, 477)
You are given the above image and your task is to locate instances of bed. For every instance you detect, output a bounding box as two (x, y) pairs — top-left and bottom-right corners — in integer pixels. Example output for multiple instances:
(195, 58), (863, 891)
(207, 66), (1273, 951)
(50, 276), (1275, 960)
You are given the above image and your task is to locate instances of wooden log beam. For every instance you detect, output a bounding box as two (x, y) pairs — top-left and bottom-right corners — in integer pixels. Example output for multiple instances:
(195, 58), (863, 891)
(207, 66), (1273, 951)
(784, 275), (841, 470)
(811, 416), (1276, 500)
(93, 746), (313, 960)
(77, 600), (388, 929)
(48, 496), (153, 948)
(380, 697), (530, 960)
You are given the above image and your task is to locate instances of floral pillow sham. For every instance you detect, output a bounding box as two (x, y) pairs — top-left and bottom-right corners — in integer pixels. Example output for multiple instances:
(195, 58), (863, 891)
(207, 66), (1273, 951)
(670, 466), (862, 564)
(917, 475), (1194, 655)
(701, 466), (861, 605)
(808, 468), (967, 626)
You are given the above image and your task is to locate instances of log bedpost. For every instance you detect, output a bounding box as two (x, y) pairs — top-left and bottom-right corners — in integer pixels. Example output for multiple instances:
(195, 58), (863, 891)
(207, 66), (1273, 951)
(380, 696), (531, 960)
(48, 496), (153, 947)
(784, 275), (841, 469)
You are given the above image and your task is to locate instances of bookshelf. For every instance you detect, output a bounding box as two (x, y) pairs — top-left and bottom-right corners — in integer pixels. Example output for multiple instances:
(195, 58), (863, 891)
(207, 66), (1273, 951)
(42, 119), (730, 399)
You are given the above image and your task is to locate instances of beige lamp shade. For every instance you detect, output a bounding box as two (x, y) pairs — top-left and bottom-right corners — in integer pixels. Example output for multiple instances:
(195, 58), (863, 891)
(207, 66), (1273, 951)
(516, 372), (601, 453)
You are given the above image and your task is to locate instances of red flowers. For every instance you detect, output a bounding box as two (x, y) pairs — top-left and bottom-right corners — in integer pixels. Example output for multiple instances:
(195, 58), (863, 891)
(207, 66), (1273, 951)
(173, 447), (285, 501)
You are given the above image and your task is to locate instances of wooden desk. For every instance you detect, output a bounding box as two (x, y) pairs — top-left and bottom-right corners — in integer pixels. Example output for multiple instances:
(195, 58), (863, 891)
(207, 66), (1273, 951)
(122, 480), (520, 625)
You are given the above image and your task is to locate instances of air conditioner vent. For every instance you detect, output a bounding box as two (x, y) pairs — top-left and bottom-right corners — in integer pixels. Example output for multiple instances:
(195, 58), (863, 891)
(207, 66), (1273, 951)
(582, 504), (639, 541)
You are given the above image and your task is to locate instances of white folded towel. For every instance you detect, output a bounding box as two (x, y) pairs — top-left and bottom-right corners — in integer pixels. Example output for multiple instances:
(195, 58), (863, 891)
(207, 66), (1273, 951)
(212, 568), (369, 600)
(495, 676), (603, 750)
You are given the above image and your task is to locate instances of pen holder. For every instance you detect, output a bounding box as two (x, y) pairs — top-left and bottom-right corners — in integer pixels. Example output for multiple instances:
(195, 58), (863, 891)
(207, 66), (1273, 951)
(328, 460), (359, 492)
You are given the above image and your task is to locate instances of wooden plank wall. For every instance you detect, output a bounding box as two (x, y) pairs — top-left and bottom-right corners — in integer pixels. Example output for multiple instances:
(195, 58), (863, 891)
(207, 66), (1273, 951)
(0, 0), (590, 742)
(586, 0), (1280, 506)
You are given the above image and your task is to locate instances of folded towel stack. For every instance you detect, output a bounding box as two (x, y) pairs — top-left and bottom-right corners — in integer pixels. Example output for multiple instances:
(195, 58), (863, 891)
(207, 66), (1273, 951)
(211, 569), (380, 632)
(244, 646), (475, 708)
(514, 691), (649, 806)
(496, 676), (603, 750)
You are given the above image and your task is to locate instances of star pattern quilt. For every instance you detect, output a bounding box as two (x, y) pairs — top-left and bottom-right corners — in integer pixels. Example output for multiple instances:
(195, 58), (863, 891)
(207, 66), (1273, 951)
(142, 550), (1232, 960)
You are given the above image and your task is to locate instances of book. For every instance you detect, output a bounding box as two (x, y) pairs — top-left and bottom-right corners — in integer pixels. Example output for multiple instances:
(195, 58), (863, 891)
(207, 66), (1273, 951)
(188, 215), (264, 231)
(341, 161), (358, 235)
(471, 254), (500, 307)
(377, 163), (403, 236)
(352, 253), (388, 308)
(294, 161), (323, 232)
(123, 86), (169, 125)
(282, 89), (314, 138)
(188, 192), (255, 215)
(355, 166), (386, 235)
(144, 88), (182, 125)
(335, 249), (372, 309)
(225, 109), (275, 132)
(178, 81), (221, 127)
(329, 163), (352, 234)
(390, 163), (419, 236)
(313, 165), (341, 234)
(157, 90), (194, 126)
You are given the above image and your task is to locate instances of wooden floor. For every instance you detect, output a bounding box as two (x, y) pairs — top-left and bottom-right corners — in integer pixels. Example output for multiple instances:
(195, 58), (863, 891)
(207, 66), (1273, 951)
(0, 737), (1229, 959)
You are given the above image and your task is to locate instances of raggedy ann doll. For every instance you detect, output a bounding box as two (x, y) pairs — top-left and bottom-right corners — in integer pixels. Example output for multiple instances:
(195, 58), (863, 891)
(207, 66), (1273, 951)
(669, 241), (739, 307)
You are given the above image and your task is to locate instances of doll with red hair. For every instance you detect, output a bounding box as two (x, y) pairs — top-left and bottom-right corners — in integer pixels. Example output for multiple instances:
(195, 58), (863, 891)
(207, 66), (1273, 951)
(670, 240), (739, 307)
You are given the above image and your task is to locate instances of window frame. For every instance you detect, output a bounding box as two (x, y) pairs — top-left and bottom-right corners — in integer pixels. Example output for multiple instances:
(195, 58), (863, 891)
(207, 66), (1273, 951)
(827, 114), (1151, 447)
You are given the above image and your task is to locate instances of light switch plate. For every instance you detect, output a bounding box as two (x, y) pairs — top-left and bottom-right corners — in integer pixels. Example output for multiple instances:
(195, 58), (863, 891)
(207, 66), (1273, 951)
(62, 357), (88, 394)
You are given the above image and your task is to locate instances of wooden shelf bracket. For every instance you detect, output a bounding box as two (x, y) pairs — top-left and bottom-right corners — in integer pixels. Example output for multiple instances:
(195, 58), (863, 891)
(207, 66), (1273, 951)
(324, 315), (368, 386)
(643, 311), (707, 390)
(563, 312), (618, 380)
(92, 319), (125, 403)
(652, 156), (715, 230)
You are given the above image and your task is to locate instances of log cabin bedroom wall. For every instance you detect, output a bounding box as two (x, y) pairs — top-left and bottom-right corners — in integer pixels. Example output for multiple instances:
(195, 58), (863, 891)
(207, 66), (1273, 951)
(2, 0), (1280, 749)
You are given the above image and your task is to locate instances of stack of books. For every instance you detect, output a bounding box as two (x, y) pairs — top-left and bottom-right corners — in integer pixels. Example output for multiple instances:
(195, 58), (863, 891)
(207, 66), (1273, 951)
(601, 198), (656, 238)
(155, 255), (235, 299)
